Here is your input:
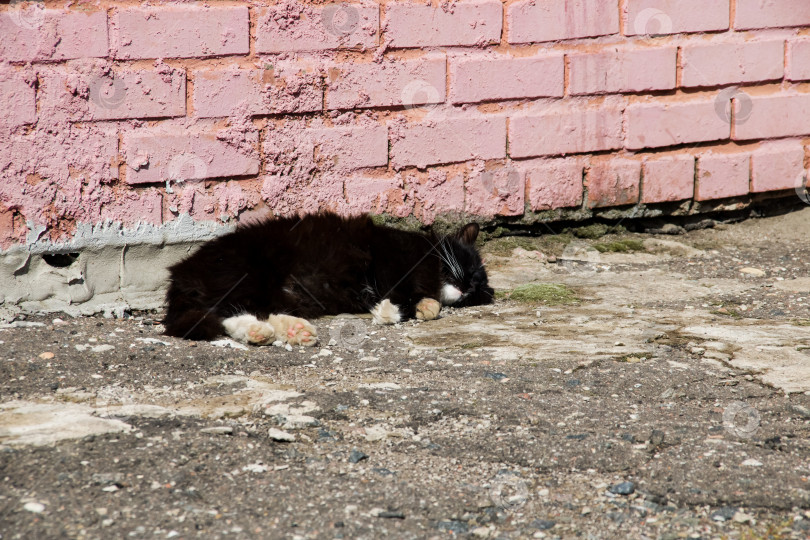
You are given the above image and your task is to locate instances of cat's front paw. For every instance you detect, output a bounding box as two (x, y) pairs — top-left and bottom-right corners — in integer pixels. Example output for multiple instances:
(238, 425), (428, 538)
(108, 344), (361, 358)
(269, 315), (317, 346)
(371, 299), (401, 325)
(415, 297), (441, 321)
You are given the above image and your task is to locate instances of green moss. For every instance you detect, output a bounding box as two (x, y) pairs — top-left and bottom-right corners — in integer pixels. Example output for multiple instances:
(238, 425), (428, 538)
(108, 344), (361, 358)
(502, 283), (579, 305)
(573, 223), (609, 239)
(593, 239), (645, 253)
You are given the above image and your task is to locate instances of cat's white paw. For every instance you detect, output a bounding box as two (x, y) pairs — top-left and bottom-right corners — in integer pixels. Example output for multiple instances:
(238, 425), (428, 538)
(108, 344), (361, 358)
(371, 299), (401, 325)
(268, 314), (317, 346)
(415, 297), (441, 321)
(223, 314), (275, 345)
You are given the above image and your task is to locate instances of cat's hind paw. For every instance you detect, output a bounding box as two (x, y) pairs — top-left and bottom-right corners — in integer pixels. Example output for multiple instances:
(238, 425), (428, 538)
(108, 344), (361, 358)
(415, 297), (441, 321)
(371, 299), (401, 325)
(223, 314), (275, 345)
(269, 315), (317, 346)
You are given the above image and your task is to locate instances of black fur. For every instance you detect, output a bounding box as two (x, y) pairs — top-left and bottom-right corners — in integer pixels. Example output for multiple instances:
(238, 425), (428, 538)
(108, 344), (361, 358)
(163, 213), (494, 340)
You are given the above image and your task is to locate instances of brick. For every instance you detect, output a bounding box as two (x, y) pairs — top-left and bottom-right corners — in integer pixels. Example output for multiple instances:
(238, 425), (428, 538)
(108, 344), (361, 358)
(626, 100), (730, 150)
(257, 4), (378, 53)
(569, 46), (676, 95)
(751, 142), (805, 193)
(410, 171), (465, 223)
(641, 155), (695, 203)
(123, 129), (260, 185)
(509, 108), (623, 158)
(38, 67), (186, 121)
(194, 67), (322, 118)
(586, 159), (641, 208)
(386, 2), (502, 48)
(624, 0), (729, 35)
(735, 0), (810, 30)
(0, 71), (35, 129)
(390, 116), (506, 169)
(327, 54), (445, 110)
(508, 0), (619, 44)
(0, 9), (107, 62)
(265, 125), (388, 171)
(526, 159), (585, 210)
(466, 166), (525, 217)
(449, 53), (564, 104)
(114, 6), (249, 60)
(788, 39), (810, 81)
(682, 40), (784, 88)
(695, 153), (750, 201)
(344, 176), (412, 217)
(734, 93), (810, 140)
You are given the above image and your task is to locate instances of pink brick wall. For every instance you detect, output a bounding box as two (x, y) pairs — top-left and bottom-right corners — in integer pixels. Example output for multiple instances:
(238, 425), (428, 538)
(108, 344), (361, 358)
(1, 0), (809, 249)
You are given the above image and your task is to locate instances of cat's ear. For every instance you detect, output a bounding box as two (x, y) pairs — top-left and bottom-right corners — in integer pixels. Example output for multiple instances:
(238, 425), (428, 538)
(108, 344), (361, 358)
(456, 223), (480, 245)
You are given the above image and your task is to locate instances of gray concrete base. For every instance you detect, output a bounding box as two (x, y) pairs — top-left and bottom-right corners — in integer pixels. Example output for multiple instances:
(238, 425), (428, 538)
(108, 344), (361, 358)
(0, 215), (232, 319)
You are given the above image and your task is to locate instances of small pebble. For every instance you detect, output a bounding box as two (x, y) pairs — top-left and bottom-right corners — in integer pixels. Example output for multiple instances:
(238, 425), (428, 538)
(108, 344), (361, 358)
(38, 352), (54, 360)
(267, 428), (295, 442)
(23, 502), (45, 513)
(348, 450), (368, 463)
(608, 481), (635, 495)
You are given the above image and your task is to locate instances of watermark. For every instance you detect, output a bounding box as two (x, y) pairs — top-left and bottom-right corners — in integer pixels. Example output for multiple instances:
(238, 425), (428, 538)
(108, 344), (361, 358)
(795, 172), (810, 205)
(321, 4), (360, 37)
(722, 401), (760, 439)
(559, 240), (603, 275)
(714, 87), (753, 125)
(489, 472), (529, 511)
(633, 8), (672, 37)
(479, 167), (522, 198)
(89, 74), (127, 110)
(165, 152), (208, 193)
(328, 318), (368, 349)
(401, 79), (442, 119)
(5, 0), (45, 30)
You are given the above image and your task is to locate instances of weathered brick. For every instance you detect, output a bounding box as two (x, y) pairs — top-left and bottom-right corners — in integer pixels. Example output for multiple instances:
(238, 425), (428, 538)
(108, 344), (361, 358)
(509, 108), (623, 158)
(266, 125), (388, 171)
(751, 142), (806, 193)
(114, 6), (249, 59)
(626, 100), (730, 150)
(257, 4), (378, 53)
(508, 0), (619, 44)
(0, 9), (107, 62)
(449, 53), (564, 104)
(586, 159), (641, 208)
(410, 171), (466, 223)
(569, 46), (676, 95)
(344, 175), (413, 217)
(38, 67), (186, 121)
(194, 67), (322, 118)
(735, 0), (810, 30)
(123, 129), (260, 185)
(390, 116), (506, 169)
(788, 39), (810, 81)
(526, 159), (585, 210)
(466, 166), (525, 217)
(386, 2), (502, 48)
(695, 153), (750, 201)
(641, 155), (695, 203)
(681, 40), (785, 87)
(624, 0), (729, 36)
(734, 93), (810, 140)
(0, 71), (35, 128)
(327, 54), (446, 110)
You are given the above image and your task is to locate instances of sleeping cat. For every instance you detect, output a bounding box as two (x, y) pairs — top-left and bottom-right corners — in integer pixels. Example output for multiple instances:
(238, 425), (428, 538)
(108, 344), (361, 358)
(163, 212), (494, 346)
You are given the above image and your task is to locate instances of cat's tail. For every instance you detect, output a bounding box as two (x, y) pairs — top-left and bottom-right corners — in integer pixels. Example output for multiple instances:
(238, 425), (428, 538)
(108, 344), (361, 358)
(163, 308), (224, 341)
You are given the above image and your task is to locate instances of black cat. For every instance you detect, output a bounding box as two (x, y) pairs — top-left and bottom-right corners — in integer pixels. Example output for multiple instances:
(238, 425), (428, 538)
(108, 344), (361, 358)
(163, 212), (494, 345)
